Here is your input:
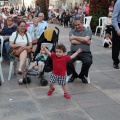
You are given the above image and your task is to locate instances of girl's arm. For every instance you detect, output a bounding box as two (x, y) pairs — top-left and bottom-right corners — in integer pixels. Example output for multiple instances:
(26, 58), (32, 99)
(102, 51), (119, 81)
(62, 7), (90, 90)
(70, 48), (82, 59)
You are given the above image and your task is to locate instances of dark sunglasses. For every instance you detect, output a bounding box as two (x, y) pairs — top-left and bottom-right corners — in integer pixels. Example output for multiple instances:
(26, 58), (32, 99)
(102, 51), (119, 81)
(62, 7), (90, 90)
(17, 15), (21, 16)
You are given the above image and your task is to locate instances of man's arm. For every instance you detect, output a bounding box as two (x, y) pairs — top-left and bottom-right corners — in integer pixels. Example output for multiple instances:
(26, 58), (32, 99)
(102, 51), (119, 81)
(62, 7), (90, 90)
(69, 35), (91, 44)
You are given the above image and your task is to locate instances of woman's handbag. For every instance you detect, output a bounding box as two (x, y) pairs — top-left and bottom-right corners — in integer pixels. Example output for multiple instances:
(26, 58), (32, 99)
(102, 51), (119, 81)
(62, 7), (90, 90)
(9, 47), (25, 57)
(8, 32), (30, 59)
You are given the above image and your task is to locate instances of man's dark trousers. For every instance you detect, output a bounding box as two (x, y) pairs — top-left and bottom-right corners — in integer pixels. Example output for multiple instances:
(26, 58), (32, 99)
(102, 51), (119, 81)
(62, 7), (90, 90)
(112, 23), (120, 65)
(67, 52), (92, 77)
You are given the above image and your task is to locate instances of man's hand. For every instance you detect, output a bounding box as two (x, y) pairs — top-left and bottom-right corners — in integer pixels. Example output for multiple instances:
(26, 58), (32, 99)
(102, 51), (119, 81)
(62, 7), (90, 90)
(117, 30), (120, 36)
(0, 29), (2, 32)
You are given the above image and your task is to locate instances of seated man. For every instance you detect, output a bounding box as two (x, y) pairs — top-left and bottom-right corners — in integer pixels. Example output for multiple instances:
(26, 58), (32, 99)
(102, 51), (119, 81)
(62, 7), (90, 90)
(67, 17), (92, 84)
(38, 13), (48, 30)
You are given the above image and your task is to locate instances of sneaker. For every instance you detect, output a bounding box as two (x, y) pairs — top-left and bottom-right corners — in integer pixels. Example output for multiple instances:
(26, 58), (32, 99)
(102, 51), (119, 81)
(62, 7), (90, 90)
(18, 78), (23, 84)
(47, 88), (55, 96)
(64, 93), (70, 99)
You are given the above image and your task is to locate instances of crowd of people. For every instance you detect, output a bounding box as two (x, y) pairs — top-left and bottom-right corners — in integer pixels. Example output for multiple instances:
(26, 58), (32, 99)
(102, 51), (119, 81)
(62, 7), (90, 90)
(48, 1), (90, 28)
(0, 0), (120, 100)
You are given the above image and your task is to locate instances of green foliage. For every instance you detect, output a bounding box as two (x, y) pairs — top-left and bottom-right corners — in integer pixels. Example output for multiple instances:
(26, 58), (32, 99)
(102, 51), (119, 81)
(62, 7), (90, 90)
(90, 0), (111, 32)
(36, 0), (49, 19)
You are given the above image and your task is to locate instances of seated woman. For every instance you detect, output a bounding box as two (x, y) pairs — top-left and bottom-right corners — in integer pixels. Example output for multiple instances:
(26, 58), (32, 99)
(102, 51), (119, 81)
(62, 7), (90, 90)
(27, 17), (44, 52)
(26, 14), (33, 26)
(0, 16), (17, 60)
(9, 20), (32, 84)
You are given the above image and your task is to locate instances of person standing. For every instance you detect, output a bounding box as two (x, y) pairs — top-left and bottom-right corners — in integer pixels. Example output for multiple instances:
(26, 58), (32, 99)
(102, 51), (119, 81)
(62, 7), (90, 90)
(111, 0), (120, 69)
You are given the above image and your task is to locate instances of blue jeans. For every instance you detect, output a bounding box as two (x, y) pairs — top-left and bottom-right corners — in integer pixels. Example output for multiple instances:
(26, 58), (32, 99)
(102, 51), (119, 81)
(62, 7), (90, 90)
(3, 41), (10, 60)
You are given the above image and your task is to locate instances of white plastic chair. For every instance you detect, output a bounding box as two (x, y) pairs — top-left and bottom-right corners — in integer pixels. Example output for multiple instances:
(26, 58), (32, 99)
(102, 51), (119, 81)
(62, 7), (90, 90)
(0, 36), (4, 82)
(84, 16), (92, 30)
(8, 58), (29, 81)
(95, 17), (107, 37)
(66, 60), (90, 83)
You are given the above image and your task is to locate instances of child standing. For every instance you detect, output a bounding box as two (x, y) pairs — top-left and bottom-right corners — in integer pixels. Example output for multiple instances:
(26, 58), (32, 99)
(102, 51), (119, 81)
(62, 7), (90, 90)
(28, 46), (48, 77)
(43, 43), (82, 99)
(103, 33), (112, 48)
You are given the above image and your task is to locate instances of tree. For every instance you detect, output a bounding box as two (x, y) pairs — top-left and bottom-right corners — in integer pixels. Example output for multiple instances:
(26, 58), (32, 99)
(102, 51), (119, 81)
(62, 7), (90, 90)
(90, 0), (111, 32)
(36, 0), (49, 20)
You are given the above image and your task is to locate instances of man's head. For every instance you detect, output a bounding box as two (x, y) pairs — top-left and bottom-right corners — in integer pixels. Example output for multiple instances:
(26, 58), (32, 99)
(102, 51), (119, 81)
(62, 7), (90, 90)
(73, 17), (84, 32)
(38, 13), (44, 22)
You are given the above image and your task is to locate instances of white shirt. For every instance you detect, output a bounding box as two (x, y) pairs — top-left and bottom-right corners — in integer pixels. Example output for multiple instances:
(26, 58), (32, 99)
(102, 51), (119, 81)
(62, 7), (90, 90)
(103, 38), (112, 46)
(10, 32), (32, 45)
(0, 13), (7, 19)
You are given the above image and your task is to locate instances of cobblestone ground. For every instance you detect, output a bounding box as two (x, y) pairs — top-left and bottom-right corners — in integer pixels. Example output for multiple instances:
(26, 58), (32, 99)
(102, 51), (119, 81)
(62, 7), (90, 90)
(0, 23), (120, 120)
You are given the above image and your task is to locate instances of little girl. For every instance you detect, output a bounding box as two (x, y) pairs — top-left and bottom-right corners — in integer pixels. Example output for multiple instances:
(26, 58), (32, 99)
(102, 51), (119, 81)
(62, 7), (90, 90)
(43, 43), (82, 99)
(28, 46), (48, 77)
(103, 33), (112, 48)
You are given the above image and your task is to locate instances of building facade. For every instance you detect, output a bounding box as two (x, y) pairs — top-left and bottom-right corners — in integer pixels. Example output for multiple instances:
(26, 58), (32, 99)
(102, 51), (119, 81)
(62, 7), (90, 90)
(49, 0), (83, 9)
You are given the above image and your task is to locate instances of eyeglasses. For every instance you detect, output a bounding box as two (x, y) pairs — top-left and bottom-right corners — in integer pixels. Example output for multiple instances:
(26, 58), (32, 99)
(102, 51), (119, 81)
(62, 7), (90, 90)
(39, 16), (43, 17)
(19, 26), (26, 28)
(17, 15), (21, 16)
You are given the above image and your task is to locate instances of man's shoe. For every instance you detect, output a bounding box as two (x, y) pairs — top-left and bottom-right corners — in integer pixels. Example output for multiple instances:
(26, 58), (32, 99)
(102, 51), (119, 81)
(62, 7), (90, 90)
(113, 64), (119, 69)
(68, 75), (78, 83)
(79, 75), (88, 84)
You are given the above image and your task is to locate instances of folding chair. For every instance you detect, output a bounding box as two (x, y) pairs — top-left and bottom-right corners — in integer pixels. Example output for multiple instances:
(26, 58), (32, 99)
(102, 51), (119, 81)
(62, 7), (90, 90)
(0, 36), (4, 83)
(8, 58), (29, 81)
(95, 17), (107, 37)
(66, 60), (91, 83)
(84, 16), (92, 30)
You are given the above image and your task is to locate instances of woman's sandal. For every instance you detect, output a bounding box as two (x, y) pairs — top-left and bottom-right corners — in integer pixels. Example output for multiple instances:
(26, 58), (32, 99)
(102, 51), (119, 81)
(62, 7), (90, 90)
(17, 70), (23, 75)
(18, 78), (23, 84)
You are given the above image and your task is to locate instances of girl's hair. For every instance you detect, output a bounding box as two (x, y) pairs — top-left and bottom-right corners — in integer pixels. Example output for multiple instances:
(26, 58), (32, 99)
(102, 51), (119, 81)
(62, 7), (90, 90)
(28, 13), (34, 19)
(7, 16), (14, 21)
(105, 33), (111, 38)
(17, 20), (26, 26)
(55, 44), (66, 52)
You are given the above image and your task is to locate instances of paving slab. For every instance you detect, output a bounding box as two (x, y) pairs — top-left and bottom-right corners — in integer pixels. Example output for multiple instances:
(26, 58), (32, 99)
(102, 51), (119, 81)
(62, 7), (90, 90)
(0, 100), (40, 119)
(85, 104), (120, 120)
(35, 95), (79, 113)
(0, 23), (120, 120)
(45, 109), (94, 120)
(72, 91), (116, 108)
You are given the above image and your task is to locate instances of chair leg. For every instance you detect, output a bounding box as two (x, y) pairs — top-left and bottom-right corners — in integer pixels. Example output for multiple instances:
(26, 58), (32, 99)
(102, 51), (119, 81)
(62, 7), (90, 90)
(86, 74), (90, 83)
(66, 74), (72, 82)
(8, 61), (14, 81)
(95, 27), (98, 36)
(0, 63), (4, 82)
(14, 61), (17, 75)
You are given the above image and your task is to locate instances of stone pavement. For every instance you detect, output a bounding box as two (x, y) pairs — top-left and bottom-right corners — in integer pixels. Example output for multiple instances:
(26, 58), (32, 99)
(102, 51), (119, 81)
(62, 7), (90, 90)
(0, 23), (120, 120)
